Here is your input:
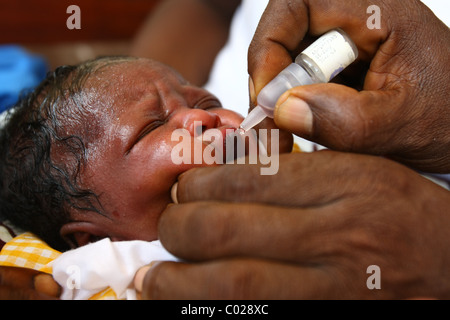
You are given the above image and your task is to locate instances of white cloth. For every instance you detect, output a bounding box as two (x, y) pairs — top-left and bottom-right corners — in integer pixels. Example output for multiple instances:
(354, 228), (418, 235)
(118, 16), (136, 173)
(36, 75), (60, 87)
(422, 0), (450, 27)
(52, 238), (178, 300)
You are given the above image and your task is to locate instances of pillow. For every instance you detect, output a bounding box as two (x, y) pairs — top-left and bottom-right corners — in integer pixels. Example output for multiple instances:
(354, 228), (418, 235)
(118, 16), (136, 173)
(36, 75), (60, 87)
(0, 45), (47, 113)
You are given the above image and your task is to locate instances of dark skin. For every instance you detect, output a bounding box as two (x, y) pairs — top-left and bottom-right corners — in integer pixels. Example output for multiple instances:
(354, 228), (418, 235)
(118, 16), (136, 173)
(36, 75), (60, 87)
(134, 0), (450, 299)
(0, 267), (60, 300)
(2, 0), (449, 299)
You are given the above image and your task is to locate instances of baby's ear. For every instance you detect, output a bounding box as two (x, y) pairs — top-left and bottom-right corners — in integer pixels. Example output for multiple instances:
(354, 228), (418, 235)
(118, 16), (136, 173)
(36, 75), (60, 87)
(60, 221), (108, 248)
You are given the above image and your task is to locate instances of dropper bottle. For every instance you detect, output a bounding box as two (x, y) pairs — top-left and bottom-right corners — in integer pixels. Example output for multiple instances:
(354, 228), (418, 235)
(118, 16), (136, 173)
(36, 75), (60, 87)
(240, 29), (358, 132)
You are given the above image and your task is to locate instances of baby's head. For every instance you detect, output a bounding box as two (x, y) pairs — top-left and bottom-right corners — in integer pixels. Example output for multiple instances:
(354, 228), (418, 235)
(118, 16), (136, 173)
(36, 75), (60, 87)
(0, 57), (243, 251)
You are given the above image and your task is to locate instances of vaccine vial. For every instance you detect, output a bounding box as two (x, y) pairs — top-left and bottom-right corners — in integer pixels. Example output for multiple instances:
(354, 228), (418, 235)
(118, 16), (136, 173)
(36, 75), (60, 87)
(239, 29), (358, 132)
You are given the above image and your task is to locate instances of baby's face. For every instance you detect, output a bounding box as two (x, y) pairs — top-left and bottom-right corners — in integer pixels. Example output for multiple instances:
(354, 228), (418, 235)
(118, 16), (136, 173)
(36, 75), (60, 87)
(63, 59), (244, 245)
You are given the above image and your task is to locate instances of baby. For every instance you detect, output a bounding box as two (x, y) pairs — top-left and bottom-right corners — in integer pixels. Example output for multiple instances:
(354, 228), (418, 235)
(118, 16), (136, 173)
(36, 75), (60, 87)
(0, 56), (246, 252)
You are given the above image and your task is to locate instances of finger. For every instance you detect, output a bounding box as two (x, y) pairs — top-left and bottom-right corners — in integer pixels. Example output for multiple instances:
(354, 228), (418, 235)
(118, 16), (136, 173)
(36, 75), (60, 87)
(248, 0), (387, 95)
(137, 259), (339, 300)
(255, 117), (294, 155)
(0, 286), (58, 300)
(0, 266), (39, 289)
(33, 273), (62, 298)
(158, 200), (358, 263)
(273, 83), (411, 155)
(0, 267), (61, 299)
(248, 0), (308, 95)
(175, 151), (379, 206)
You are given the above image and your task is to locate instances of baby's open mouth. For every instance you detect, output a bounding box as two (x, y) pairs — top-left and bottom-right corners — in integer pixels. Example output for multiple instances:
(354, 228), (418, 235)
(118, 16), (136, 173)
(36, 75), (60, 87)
(200, 126), (259, 163)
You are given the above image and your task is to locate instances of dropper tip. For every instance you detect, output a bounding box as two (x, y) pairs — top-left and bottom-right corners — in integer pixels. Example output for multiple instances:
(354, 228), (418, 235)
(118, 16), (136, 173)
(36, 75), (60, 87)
(238, 105), (268, 133)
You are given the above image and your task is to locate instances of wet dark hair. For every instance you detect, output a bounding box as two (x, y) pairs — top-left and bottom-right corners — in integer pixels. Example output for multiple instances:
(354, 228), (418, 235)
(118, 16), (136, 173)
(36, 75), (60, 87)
(0, 56), (137, 251)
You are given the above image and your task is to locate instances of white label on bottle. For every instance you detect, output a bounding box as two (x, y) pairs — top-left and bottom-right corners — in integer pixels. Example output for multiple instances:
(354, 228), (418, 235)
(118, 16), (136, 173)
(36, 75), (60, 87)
(302, 30), (356, 81)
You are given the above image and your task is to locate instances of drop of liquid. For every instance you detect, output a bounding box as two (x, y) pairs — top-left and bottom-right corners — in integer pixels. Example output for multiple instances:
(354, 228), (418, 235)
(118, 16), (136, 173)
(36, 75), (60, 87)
(237, 127), (246, 135)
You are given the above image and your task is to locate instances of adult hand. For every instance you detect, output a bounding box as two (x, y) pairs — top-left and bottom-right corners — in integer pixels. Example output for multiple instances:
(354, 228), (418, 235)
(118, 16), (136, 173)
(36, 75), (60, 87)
(248, 0), (450, 173)
(135, 151), (450, 299)
(0, 266), (61, 300)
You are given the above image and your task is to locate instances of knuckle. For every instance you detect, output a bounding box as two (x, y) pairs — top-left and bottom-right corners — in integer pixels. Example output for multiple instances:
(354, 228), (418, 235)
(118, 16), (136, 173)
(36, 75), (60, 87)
(213, 260), (264, 299)
(330, 98), (382, 153)
(342, 107), (375, 151)
(142, 262), (170, 300)
(190, 205), (238, 257)
(226, 171), (260, 201)
(160, 202), (238, 259)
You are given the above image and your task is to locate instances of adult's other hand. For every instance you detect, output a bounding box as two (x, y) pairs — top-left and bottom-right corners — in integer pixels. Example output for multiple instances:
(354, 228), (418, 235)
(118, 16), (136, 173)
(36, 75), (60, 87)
(0, 266), (60, 300)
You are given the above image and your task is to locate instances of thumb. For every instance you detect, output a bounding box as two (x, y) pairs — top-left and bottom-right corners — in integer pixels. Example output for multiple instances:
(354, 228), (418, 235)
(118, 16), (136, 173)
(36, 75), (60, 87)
(273, 83), (407, 154)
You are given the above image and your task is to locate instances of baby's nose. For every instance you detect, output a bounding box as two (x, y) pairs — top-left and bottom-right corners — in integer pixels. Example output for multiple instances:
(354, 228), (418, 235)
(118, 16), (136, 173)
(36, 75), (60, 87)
(177, 109), (221, 137)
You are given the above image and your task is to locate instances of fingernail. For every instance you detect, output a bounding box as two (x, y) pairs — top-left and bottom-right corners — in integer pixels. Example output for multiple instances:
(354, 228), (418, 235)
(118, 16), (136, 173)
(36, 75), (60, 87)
(171, 182), (178, 204)
(134, 261), (160, 293)
(275, 97), (313, 135)
(34, 273), (61, 298)
(134, 266), (151, 293)
(249, 76), (256, 105)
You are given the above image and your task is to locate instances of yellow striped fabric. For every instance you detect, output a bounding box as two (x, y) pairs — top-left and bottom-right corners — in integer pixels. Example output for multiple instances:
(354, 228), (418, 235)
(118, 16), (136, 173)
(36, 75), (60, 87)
(0, 232), (118, 300)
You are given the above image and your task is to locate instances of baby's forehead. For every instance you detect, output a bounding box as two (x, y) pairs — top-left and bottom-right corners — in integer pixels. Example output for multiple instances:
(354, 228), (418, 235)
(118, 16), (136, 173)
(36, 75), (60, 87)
(66, 59), (176, 136)
(90, 58), (182, 87)
(83, 59), (182, 109)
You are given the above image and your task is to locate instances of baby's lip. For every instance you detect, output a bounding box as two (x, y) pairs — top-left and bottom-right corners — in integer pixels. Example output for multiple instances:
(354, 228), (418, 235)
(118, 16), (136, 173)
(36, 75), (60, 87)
(217, 126), (238, 142)
(199, 126), (244, 162)
(198, 126), (236, 142)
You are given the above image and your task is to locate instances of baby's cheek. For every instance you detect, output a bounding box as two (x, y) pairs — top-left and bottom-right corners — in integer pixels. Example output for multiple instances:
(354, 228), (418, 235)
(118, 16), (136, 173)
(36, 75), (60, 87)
(167, 137), (223, 173)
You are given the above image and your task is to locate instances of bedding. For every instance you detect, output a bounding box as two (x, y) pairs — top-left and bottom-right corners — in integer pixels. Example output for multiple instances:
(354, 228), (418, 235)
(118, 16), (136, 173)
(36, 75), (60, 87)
(0, 231), (118, 300)
(0, 230), (177, 300)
